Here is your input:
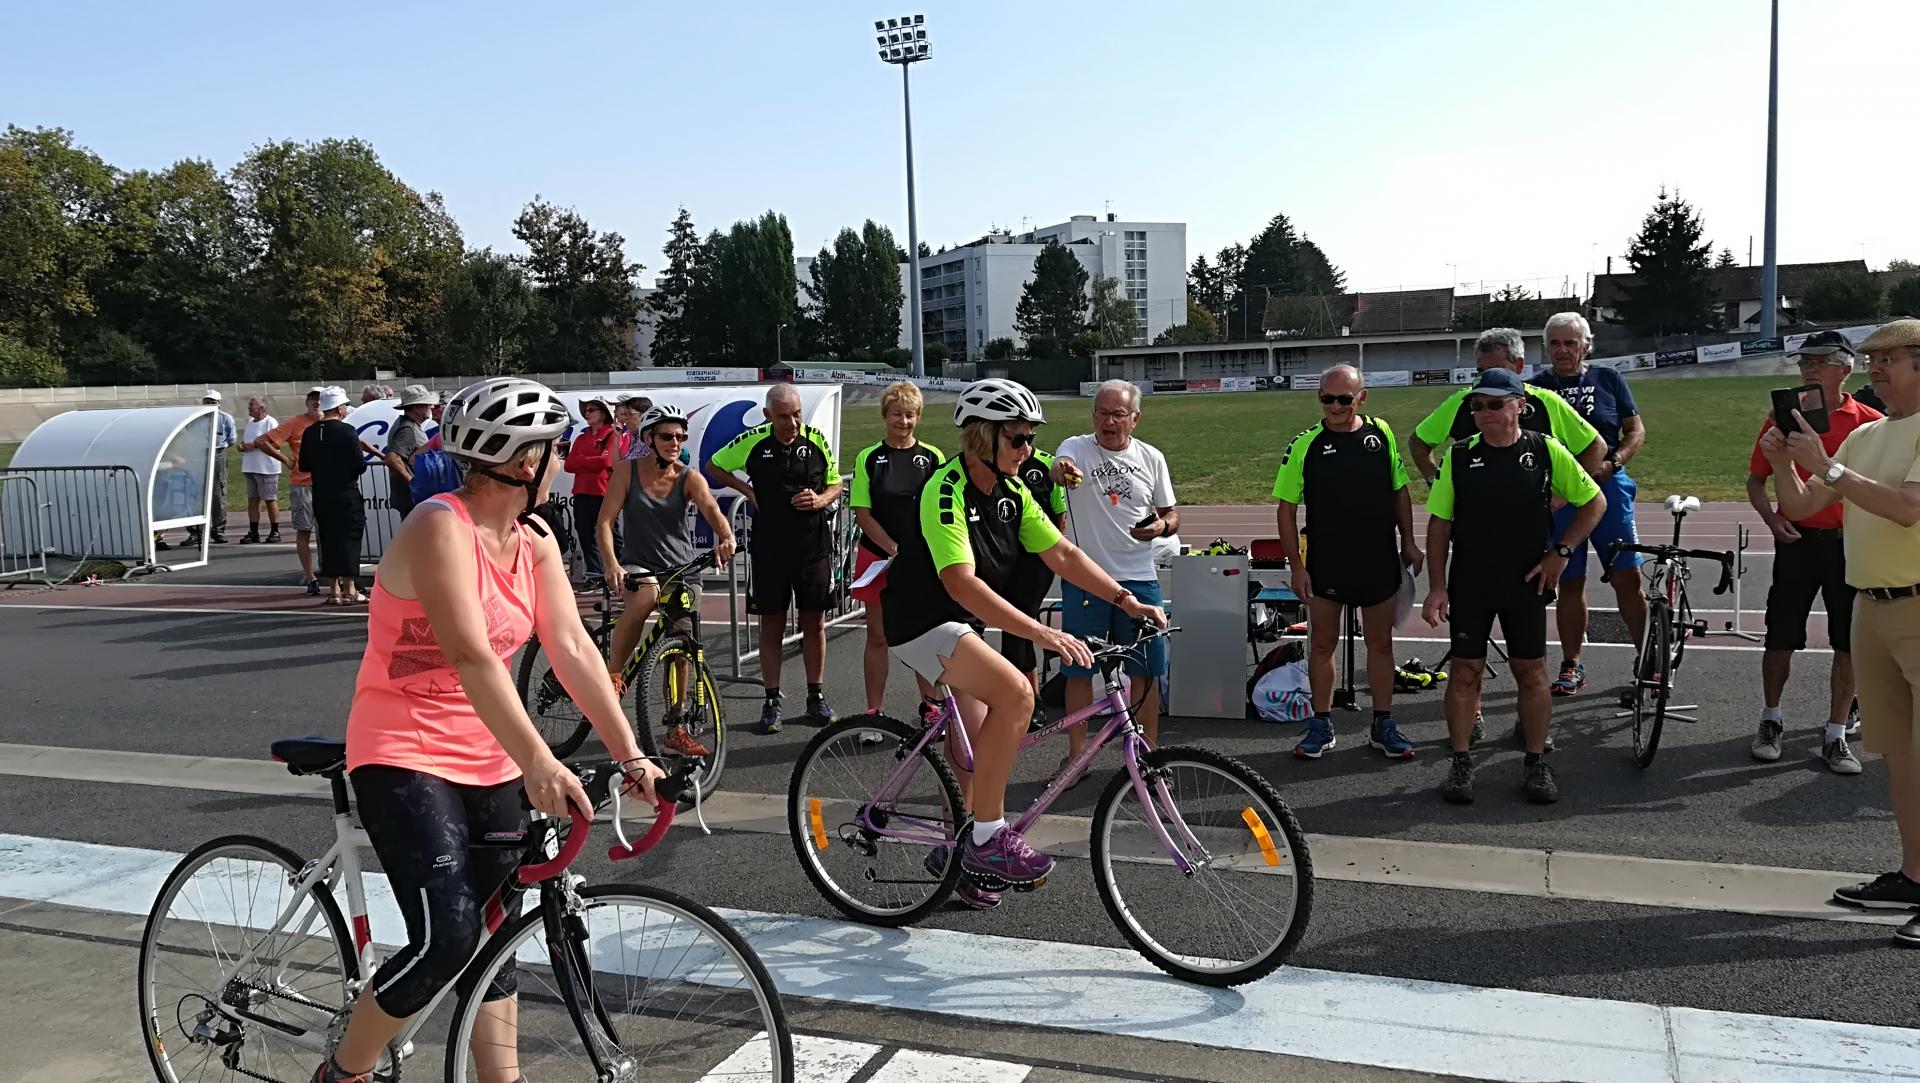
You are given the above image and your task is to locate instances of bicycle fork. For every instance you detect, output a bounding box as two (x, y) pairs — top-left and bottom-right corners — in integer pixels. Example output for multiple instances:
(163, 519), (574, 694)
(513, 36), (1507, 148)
(540, 882), (636, 1083)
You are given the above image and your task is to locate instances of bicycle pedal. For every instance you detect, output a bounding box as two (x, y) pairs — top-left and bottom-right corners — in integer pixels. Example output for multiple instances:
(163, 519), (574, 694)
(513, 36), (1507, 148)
(1011, 876), (1047, 893)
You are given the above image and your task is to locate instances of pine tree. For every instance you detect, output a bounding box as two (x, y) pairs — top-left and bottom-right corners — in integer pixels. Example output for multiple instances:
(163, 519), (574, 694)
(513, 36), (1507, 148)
(649, 207), (701, 366)
(1715, 247), (1738, 269)
(1613, 188), (1718, 336)
(1013, 240), (1089, 353)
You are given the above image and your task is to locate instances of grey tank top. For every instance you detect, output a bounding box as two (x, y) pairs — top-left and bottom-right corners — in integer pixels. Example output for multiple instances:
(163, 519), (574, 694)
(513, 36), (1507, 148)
(619, 460), (695, 572)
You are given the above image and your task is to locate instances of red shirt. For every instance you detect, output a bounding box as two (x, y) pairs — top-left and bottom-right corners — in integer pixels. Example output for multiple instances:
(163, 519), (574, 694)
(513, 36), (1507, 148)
(1748, 394), (1883, 530)
(564, 426), (621, 497)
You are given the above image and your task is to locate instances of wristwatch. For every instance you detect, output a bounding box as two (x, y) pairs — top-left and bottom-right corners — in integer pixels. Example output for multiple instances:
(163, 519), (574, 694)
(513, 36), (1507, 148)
(1822, 461), (1845, 486)
(1552, 543), (1574, 558)
(1111, 588), (1134, 607)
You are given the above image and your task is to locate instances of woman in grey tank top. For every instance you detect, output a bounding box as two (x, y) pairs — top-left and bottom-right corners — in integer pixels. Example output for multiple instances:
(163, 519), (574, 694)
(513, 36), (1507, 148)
(595, 405), (737, 754)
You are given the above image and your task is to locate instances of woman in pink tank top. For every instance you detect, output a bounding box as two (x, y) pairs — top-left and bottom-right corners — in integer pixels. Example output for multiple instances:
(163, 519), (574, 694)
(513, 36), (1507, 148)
(318, 378), (663, 1083)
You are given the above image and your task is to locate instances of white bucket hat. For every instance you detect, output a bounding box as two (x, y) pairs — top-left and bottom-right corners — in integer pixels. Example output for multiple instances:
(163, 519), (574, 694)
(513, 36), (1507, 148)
(398, 384), (439, 408)
(316, 386), (350, 412)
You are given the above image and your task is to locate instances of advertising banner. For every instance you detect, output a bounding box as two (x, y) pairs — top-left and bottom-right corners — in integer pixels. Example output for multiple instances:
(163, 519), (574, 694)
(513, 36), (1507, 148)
(1412, 369), (1450, 385)
(1080, 381), (1103, 397)
(1655, 349), (1697, 368)
(1291, 373), (1322, 391)
(1188, 378), (1222, 392)
(1451, 368), (1477, 384)
(1368, 370), (1413, 388)
(609, 367), (758, 385)
(1152, 379), (1189, 393)
(1741, 338), (1782, 356)
(1221, 376), (1259, 392)
(1696, 341), (1742, 364)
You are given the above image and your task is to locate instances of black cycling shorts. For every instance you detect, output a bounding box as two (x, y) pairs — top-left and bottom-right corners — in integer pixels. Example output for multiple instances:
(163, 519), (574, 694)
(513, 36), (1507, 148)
(351, 765), (526, 1018)
(1447, 587), (1550, 662)
(1763, 530), (1853, 653)
(749, 547), (832, 615)
(1308, 544), (1403, 610)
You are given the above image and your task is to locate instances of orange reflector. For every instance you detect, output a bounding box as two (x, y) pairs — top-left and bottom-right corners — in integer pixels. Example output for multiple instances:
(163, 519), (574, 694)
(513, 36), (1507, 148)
(808, 797), (829, 851)
(1241, 807), (1281, 867)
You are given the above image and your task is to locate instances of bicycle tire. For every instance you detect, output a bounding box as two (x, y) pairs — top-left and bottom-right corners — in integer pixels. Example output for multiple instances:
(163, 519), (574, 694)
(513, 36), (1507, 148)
(514, 634), (594, 758)
(1631, 605), (1672, 769)
(443, 884), (792, 1083)
(139, 835), (358, 1083)
(1089, 745), (1314, 987)
(633, 632), (726, 806)
(788, 713), (966, 926)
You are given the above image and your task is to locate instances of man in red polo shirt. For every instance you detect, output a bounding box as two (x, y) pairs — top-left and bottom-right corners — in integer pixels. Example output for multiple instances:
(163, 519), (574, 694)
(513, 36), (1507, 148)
(1746, 330), (1882, 771)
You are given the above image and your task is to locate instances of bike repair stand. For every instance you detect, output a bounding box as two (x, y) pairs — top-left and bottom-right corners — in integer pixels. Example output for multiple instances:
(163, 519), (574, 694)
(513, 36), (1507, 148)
(1703, 523), (1762, 643)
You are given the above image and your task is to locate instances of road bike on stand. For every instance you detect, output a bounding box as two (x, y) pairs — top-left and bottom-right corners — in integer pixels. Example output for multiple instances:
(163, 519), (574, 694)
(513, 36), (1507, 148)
(516, 551), (726, 805)
(137, 738), (790, 1082)
(787, 622), (1314, 987)
(1607, 495), (1735, 769)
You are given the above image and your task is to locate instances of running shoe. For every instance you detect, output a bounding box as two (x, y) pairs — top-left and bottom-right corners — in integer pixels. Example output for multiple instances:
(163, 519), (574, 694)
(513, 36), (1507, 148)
(1441, 756), (1475, 805)
(1898, 915), (1920, 947)
(1846, 698), (1862, 738)
(311, 1060), (374, 1083)
(1550, 660), (1586, 697)
(1293, 716), (1336, 759)
(1750, 718), (1785, 762)
(266, 529), (282, 543)
(305, 578), (321, 596)
(856, 708), (887, 746)
(1522, 760), (1560, 804)
(804, 694), (836, 727)
(757, 700), (783, 735)
(961, 825), (1054, 886)
(662, 725), (711, 758)
(1824, 736), (1863, 775)
(239, 530), (261, 545)
(1469, 712), (1485, 747)
(1832, 871), (1920, 910)
(1368, 716), (1415, 759)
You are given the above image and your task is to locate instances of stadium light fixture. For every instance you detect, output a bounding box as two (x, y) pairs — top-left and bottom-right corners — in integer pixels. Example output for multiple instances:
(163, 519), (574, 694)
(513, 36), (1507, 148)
(873, 14), (931, 377)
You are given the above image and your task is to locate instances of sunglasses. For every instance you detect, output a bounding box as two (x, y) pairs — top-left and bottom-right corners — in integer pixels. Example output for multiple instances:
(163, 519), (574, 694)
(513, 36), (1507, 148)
(1004, 432), (1038, 448)
(1318, 394), (1356, 406)
(1468, 397), (1517, 412)
(653, 430), (689, 443)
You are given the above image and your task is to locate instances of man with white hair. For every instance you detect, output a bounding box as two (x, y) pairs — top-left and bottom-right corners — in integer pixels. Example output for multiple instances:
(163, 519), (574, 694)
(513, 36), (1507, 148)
(237, 396), (282, 544)
(1051, 379), (1179, 776)
(1528, 312), (1649, 698)
(185, 389), (236, 546)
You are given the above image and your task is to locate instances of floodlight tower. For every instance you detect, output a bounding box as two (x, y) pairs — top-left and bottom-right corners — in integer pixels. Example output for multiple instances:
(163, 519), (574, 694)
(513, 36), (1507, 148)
(875, 14), (930, 376)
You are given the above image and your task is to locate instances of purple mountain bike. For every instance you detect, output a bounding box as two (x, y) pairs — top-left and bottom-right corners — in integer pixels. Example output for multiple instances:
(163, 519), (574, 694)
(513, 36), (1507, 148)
(786, 624), (1314, 986)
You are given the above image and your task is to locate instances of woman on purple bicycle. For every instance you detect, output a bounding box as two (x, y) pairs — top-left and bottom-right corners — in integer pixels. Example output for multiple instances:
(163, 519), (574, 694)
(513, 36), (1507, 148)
(881, 378), (1167, 905)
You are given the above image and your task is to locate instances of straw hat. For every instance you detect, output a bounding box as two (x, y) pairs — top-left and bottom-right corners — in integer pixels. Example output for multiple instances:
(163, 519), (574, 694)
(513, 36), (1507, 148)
(1861, 318), (1920, 353)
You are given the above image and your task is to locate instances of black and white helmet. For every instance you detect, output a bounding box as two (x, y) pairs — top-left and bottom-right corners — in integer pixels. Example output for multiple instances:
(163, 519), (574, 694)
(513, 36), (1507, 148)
(439, 378), (571, 464)
(953, 378), (1044, 427)
(639, 402), (688, 433)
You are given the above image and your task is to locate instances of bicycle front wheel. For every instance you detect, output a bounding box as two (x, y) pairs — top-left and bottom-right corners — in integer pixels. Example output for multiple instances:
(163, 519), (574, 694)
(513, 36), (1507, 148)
(444, 885), (791, 1083)
(138, 835), (358, 1083)
(516, 634), (594, 758)
(1631, 604), (1673, 769)
(1090, 746), (1313, 987)
(634, 633), (726, 805)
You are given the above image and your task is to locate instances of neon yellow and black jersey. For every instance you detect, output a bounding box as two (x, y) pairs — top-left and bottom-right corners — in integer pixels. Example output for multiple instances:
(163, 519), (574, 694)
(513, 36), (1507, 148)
(1412, 383), (1600, 455)
(1428, 430), (1601, 597)
(1013, 448), (1069, 523)
(850, 439), (944, 557)
(882, 455), (1063, 646)
(1273, 416), (1408, 581)
(708, 422), (839, 555)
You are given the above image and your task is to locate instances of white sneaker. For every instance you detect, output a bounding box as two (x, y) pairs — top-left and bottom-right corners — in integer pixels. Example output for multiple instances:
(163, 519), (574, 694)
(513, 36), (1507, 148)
(1824, 736), (1863, 775)
(1750, 718), (1785, 762)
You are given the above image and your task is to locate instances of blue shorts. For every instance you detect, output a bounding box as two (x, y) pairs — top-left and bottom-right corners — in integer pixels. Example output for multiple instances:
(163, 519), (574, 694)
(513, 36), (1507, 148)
(1059, 579), (1168, 679)
(1553, 470), (1642, 581)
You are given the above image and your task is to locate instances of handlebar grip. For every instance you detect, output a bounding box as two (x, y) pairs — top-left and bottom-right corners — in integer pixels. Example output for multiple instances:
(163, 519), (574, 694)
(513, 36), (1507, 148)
(515, 805), (592, 885)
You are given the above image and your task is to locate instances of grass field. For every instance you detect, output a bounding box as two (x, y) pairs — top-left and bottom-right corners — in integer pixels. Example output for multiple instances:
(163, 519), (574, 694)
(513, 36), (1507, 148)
(0, 374), (1827, 512)
(838, 374), (1809, 505)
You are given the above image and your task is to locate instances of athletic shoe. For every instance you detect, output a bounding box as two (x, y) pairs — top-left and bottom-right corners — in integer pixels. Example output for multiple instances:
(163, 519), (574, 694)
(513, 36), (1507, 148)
(1824, 736), (1863, 775)
(805, 695), (836, 727)
(757, 700), (783, 735)
(239, 530), (261, 545)
(1832, 871), (1920, 910)
(1846, 698), (1862, 738)
(1897, 916), (1920, 947)
(1512, 718), (1555, 753)
(211, 533), (229, 544)
(1292, 716), (1336, 759)
(961, 825), (1054, 886)
(1522, 761), (1560, 804)
(1550, 661), (1586, 697)
(1027, 705), (1049, 732)
(918, 698), (943, 725)
(266, 529), (282, 543)
(1368, 717), (1415, 759)
(856, 708), (887, 746)
(662, 725), (711, 758)
(1441, 756), (1475, 805)
(1750, 718), (1785, 762)
(305, 578), (321, 596)
(1469, 713), (1485, 747)
(924, 846), (999, 909)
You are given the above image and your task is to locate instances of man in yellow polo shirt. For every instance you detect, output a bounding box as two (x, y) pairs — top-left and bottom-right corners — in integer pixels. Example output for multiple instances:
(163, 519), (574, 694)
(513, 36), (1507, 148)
(1761, 316), (1920, 947)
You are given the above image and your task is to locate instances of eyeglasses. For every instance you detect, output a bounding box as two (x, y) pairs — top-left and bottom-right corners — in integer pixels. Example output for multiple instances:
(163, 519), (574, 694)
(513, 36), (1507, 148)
(1005, 432), (1037, 448)
(653, 431), (688, 443)
(1318, 394), (1356, 406)
(1468, 397), (1516, 412)
(1095, 409), (1136, 422)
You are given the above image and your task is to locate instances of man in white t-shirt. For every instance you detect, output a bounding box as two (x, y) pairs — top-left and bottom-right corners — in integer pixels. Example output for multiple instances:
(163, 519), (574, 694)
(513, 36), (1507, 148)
(1050, 379), (1180, 779)
(237, 396), (282, 544)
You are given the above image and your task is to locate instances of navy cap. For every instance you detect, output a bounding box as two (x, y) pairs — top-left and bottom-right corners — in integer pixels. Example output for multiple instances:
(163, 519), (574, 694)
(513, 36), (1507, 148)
(1470, 368), (1526, 398)
(1792, 330), (1855, 359)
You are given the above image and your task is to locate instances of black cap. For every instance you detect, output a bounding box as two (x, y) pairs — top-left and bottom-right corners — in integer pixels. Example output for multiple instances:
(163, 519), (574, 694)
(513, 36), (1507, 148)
(1470, 368), (1526, 398)
(1793, 330), (1855, 358)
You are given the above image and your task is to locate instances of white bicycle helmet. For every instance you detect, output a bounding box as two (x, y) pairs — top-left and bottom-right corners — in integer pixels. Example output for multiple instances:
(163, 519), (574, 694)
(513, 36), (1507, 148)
(953, 378), (1045, 427)
(440, 378), (571, 464)
(639, 402), (689, 433)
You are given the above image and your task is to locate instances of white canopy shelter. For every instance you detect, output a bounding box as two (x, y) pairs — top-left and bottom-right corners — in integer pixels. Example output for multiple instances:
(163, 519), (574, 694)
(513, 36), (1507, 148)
(7, 405), (216, 569)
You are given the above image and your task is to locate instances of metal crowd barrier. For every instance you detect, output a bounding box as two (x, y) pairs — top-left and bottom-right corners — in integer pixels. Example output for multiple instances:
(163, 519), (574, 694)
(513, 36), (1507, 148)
(0, 474), (51, 583)
(0, 464), (198, 573)
(722, 498), (867, 683)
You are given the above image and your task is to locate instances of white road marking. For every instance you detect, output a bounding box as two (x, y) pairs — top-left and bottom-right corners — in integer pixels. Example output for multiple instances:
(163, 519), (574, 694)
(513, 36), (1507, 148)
(867, 1048), (1031, 1082)
(0, 833), (1910, 1083)
(697, 1032), (879, 1082)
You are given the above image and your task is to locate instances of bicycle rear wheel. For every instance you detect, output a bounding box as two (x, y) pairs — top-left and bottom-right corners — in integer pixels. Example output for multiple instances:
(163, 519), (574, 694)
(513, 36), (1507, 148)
(444, 884), (791, 1082)
(515, 634), (595, 758)
(1631, 605), (1673, 769)
(634, 633), (726, 806)
(138, 836), (358, 1083)
(788, 714), (965, 925)
(1089, 746), (1313, 987)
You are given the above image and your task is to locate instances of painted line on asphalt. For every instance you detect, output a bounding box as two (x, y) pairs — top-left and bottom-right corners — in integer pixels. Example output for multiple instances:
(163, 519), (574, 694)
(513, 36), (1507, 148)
(0, 833), (1910, 1083)
(0, 742), (1892, 928)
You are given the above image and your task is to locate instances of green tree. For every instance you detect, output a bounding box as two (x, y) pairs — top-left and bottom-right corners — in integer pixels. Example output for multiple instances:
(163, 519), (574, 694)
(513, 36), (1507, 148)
(1014, 240), (1088, 348)
(512, 196), (641, 371)
(0, 333), (69, 387)
(982, 336), (1016, 361)
(1716, 247), (1738, 268)
(1612, 187), (1718, 336)
(0, 126), (116, 352)
(1887, 258), (1916, 272)
(1801, 269), (1885, 321)
(1153, 298), (1222, 345)
(1454, 285), (1541, 331)
(715, 211), (797, 361)
(683, 229), (734, 361)
(649, 207), (702, 367)
(1188, 254), (1226, 315)
(1088, 274), (1138, 348)
(1887, 275), (1920, 317)
(805, 220), (904, 357)
(443, 248), (533, 375)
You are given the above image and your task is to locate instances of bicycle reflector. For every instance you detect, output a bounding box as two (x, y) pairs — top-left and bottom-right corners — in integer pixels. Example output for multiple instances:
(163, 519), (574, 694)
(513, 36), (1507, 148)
(808, 797), (829, 851)
(1241, 807), (1282, 867)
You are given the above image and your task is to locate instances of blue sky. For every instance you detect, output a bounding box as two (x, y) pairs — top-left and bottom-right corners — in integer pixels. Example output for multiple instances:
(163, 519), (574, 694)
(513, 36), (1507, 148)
(8, 1), (1915, 298)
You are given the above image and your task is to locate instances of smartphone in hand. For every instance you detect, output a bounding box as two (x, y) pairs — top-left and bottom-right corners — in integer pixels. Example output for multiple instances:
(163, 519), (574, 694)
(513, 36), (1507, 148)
(1772, 384), (1830, 435)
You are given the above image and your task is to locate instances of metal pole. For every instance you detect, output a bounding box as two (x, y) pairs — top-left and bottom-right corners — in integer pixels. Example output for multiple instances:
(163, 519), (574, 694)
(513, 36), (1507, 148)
(1759, 0), (1779, 338)
(901, 63), (926, 378)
